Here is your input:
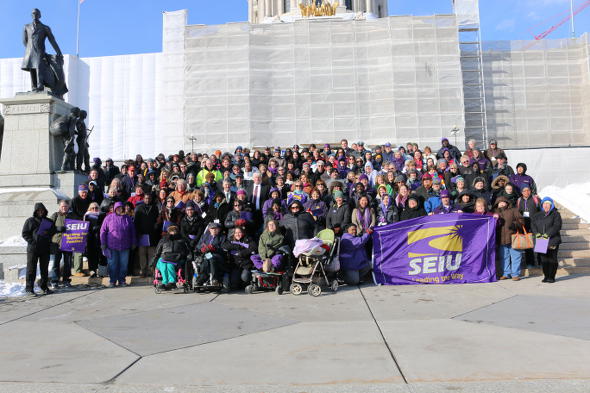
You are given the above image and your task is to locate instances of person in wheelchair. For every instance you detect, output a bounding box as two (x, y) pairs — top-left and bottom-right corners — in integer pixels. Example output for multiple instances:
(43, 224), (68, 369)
(194, 222), (227, 287)
(151, 225), (191, 290)
(222, 226), (257, 289)
(251, 220), (287, 273)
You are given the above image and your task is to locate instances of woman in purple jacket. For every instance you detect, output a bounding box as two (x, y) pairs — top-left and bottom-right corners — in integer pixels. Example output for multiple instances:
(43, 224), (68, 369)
(100, 202), (136, 287)
(339, 224), (372, 286)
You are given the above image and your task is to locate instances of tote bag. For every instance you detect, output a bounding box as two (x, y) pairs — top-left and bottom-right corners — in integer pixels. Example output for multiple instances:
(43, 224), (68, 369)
(511, 226), (534, 250)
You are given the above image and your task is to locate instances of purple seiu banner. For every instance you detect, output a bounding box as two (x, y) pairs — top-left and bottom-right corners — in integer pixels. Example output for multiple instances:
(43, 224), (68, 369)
(60, 219), (90, 253)
(372, 213), (497, 285)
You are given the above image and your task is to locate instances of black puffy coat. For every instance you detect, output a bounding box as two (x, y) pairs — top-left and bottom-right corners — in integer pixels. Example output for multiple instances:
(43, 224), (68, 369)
(531, 208), (562, 248)
(326, 202), (351, 231)
(180, 215), (205, 250)
(151, 234), (191, 267)
(280, 206), (317, 247)
(134, 203), (161, 247)
(22, 203), (55, 254)
(400, 205), (427, 221)
(223, 236), (257, 269)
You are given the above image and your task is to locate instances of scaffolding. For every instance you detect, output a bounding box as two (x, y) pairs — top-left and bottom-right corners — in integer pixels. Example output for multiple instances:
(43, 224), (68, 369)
(453, 0), (488, 148)
(184, 16), (466, 151)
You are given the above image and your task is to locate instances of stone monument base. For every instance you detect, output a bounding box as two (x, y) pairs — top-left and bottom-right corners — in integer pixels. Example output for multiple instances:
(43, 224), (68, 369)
(0, 172), (87, 241)
(0, 93), (87, 276)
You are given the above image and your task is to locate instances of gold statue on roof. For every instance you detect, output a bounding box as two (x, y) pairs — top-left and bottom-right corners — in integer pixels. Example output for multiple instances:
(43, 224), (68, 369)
(299, 0), (339, 17)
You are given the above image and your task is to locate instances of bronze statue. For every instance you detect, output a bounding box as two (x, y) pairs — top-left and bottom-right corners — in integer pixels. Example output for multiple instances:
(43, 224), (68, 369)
(75, 110), (90, 173)
(21, 9), (68, 100)
(59, 107), (80, 172)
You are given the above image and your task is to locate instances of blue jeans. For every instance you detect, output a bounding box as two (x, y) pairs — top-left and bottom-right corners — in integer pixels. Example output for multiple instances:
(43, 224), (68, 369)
(51, 250), (72, 284)
(500, 245), (522, 278)
(107, 249), (130, 285)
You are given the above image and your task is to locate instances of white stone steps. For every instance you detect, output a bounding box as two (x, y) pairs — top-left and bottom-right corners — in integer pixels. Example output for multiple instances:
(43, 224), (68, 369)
(559, 258), (590, 268)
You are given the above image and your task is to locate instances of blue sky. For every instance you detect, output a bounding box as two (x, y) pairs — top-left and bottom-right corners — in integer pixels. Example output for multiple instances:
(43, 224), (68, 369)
(0, 0), (588, 58)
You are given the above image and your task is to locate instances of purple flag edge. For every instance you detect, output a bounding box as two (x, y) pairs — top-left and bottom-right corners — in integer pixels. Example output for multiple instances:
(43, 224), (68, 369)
(371, 213), (497, 285)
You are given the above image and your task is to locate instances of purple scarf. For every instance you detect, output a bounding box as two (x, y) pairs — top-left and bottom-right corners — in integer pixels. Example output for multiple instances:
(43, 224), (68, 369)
(356, 207), (372, 230)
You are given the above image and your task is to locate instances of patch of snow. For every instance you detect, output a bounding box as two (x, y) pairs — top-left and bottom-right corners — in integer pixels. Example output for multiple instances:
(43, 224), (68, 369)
(0, 281), (28, 297)
(540, 182), (590, 223)
(0, 187), (69, 200)
(0, 236), (27, 247)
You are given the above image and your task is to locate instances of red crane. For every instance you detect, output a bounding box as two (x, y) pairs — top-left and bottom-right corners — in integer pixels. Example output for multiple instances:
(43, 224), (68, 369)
(533, 0), (590, 40)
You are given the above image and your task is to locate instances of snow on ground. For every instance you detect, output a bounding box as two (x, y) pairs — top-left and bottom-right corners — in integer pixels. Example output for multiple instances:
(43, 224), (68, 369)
(0, 281), (29, 297)
(540, 182), (590, 223)
(0, 236), (27, 247)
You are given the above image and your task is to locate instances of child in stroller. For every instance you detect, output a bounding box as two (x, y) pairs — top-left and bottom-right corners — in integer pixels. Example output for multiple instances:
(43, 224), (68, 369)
(247, 220), (290, 294)
(151, 225), (192, 293)
(290, 229), (339, 297)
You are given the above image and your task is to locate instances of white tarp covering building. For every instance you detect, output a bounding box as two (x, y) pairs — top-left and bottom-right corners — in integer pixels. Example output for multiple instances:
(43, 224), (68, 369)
(1, 8), (589, 159)
(184, 15), (466, 151)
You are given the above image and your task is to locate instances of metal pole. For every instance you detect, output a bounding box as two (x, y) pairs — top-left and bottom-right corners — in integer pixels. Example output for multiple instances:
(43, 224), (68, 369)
(76, 0), (81, 57)
(570, 0), (576, 38)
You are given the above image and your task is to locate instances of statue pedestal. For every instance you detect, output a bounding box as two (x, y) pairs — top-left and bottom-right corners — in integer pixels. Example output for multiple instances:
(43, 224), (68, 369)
(0, 93), (86, 243)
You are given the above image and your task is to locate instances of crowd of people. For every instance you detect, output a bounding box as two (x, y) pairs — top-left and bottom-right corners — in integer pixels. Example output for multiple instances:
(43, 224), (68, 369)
(21, 138), (563, 296)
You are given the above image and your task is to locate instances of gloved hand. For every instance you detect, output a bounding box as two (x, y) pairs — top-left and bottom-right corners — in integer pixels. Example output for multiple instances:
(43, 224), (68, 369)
(200, 245), (208, 253)
(235, 219), (246, 227)
(207, 244), (216, 252)
(366, 228), (374, 235)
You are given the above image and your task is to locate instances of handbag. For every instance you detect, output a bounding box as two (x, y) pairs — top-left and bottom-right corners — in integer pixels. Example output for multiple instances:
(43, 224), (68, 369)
(534, 234), (549, 254)
(511, 225), (534, 250)
(97, 264), (108, 278)
(325, 238), (341, 273)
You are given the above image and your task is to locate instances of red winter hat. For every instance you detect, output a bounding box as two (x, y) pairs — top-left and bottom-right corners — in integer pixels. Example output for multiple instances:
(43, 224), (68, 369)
(422, 174), (432, 181)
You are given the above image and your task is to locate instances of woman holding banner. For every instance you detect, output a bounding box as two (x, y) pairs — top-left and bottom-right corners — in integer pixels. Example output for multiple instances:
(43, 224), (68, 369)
(531, 197), (562, 283)
(339, 224), (372, 286)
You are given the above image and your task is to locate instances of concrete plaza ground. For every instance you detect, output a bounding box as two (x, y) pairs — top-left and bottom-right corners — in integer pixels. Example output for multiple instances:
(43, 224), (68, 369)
(0, 274), (589, 393)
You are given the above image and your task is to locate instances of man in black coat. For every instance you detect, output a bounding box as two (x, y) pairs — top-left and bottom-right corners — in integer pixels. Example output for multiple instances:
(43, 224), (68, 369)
(134, 193), (161, 277)
(70, 184), (91, 219)
(22, 202), (55, 296)
(219, 180), (237, 206)
(21, 8), (63, 92)
(103, 158), (120, 189)
(246, 172), (269, 230)
(436, 138), (462, 162)
(70, 184), (91, 276)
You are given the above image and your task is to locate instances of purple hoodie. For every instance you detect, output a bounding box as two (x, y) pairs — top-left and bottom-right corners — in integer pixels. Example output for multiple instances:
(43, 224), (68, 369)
(339, 232), (371, 271)
(100, 211), (136, 251)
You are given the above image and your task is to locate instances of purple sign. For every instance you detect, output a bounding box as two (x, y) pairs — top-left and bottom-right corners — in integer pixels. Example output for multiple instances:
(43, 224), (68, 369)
(60, 219), (90, 253)
(372, 213), (497, 285)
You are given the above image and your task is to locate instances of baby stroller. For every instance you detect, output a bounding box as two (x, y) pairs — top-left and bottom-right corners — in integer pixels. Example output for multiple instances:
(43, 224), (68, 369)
(153, 259), (192, 294)
(290, 229), (339, 297)
(245, 246), (292, 295)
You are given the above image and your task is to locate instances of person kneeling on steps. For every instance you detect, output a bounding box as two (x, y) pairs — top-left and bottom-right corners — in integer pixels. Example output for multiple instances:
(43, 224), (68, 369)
(152, 225), (190, 290)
